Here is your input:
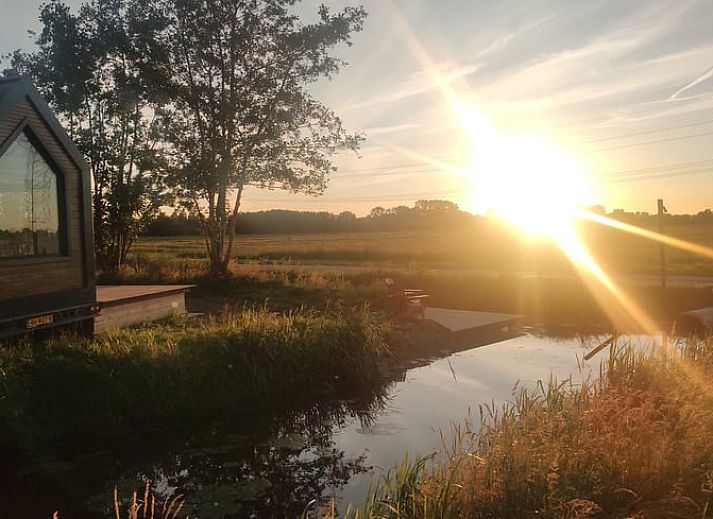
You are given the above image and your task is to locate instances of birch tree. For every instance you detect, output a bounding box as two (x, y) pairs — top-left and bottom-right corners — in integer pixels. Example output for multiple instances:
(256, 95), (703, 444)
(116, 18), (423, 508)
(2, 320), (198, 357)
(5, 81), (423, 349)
(162, 0), (366, 276)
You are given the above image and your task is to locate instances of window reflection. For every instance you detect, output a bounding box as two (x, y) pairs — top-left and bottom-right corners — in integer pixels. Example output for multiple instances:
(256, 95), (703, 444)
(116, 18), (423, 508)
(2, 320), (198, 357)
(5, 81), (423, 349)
(0, 132), (61, 257)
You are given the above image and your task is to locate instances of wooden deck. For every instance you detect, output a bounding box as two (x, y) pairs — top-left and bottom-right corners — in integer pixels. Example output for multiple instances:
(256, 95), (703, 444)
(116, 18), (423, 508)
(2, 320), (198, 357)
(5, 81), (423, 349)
(96, 285), (194, 305)
(424, 307), (522, 348)
(95, 285), (194, 333)
(424, 307), (520, 333)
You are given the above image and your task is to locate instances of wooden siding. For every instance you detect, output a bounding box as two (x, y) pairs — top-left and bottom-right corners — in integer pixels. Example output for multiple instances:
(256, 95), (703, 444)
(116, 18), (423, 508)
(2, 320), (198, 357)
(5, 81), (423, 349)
(0, 97), (87, 300)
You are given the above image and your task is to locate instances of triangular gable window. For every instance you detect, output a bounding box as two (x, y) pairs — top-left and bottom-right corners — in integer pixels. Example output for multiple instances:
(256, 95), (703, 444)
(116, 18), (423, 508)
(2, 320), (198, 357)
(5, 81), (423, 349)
(0, 130), (63, 258)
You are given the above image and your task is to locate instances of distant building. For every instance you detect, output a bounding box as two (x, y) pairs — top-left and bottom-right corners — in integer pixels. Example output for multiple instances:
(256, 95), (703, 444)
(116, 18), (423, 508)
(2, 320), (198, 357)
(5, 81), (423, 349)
(0, 77), (95, 337)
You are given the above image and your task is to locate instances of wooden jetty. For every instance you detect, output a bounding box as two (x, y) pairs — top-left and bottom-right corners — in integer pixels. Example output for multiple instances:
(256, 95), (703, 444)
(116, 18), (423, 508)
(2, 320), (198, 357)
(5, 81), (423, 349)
(424, 307), (522, 349)
(94, 285), (194, 333)
(673, 307), (713, 336)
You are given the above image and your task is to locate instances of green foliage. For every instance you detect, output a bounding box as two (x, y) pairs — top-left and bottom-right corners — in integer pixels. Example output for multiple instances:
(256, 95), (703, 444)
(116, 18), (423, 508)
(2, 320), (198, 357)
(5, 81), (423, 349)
(7, 0), (170, 272)
(0, 307), (389, 452)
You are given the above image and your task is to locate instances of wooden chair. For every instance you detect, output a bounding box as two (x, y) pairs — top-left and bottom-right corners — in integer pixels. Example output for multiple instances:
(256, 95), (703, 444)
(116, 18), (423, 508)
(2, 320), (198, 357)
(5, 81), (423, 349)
(384, 277), (429, 320)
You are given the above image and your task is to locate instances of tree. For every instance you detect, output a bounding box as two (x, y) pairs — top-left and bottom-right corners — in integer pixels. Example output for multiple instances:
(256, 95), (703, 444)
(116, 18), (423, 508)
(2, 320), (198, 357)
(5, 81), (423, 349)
(161, 0), (366, 276)
(414, 199), (459, 213)
(369, 207), (387, 218)
(7, 0), (170, 272)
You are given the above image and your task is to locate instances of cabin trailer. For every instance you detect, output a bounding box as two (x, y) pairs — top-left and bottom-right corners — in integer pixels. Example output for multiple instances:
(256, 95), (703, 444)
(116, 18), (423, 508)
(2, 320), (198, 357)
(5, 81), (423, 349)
(0, 77), (95, 337)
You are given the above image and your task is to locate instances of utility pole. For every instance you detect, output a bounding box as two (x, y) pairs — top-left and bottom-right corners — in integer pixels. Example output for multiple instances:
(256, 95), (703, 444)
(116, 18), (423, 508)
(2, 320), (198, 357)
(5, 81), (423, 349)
(658, 198), (667, 289)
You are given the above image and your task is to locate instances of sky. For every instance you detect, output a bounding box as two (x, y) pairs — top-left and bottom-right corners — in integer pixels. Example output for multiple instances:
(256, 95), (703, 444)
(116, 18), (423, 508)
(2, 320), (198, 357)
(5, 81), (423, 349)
(2, 0), (713, 216)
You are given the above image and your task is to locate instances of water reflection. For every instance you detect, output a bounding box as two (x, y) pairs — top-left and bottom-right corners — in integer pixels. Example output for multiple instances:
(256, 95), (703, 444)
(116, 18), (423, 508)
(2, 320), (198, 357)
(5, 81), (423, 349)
(82, 391), (391, 519)
(4, 332), (662, 518)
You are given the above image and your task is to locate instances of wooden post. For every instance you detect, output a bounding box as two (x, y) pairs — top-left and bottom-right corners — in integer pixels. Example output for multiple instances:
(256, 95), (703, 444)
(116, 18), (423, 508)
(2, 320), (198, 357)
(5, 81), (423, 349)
(658, 199), (667, 289)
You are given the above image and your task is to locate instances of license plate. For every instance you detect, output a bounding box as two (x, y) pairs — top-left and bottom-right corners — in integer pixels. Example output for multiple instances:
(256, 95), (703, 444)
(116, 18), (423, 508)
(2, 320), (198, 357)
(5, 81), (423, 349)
(27, 314), (54, 329)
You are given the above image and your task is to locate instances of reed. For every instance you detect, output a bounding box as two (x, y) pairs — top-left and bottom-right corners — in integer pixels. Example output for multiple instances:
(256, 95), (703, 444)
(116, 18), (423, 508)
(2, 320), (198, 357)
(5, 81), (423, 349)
(316, 336), (713, 518)
(109, 483), (188, 519)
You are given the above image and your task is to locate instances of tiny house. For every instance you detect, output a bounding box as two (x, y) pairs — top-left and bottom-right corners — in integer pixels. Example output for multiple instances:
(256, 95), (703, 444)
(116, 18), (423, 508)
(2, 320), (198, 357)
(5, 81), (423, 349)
(0, 77), (95, 337)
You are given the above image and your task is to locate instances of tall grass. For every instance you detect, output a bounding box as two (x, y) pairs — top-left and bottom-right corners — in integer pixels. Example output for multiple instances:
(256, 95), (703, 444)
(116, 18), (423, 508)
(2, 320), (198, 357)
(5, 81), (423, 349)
(318, 337), (713, 518)
(0, 306), (390, 452)
(53, 483), (190, 519)
(109, 484), (189, 519)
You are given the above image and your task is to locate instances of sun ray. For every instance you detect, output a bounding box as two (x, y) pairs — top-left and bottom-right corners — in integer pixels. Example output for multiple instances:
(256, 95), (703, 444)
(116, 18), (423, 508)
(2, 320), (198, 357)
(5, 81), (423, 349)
(382, 144), (470, 178)
(556, 228), (661, 334)
(577, 209), (713, 261)
(382, 0), (463, 108)
(382, 0), (675, 336)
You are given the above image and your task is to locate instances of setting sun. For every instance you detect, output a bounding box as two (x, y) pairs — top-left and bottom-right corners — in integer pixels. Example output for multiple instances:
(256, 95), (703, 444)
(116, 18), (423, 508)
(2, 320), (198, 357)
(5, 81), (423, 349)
(472, 134), (593, 238)
(456, 104), (594, 239)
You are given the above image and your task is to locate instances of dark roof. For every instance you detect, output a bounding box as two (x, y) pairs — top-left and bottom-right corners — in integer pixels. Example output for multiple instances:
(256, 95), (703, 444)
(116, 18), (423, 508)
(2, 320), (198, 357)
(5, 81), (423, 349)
(0, 75), (89, 173)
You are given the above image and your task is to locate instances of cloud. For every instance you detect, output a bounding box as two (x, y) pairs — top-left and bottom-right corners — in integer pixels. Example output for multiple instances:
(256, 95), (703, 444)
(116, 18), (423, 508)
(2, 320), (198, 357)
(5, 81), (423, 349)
(362, 123), (417, 137)
(338, 62), (481, 113)
(669, 63), (713, 100)
(335, 8), (559, 116)
(485, 44), (713, 116)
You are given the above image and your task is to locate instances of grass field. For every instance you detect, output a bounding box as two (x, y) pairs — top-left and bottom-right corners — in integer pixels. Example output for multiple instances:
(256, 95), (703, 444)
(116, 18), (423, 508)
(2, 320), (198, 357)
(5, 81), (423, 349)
(133, 222), (713, 276)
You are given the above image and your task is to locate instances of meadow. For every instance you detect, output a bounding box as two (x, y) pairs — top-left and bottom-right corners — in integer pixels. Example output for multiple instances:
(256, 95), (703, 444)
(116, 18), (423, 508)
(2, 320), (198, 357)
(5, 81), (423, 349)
(133, 220), (713, 277)
(121, 233), (713, 332)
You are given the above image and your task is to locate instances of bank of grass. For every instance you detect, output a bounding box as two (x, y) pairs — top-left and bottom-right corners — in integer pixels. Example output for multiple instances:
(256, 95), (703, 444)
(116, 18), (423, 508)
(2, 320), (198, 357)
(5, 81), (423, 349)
(101, 253), (713, 331)
(0, 306), (390, 452)
(323, 338), (713, 518)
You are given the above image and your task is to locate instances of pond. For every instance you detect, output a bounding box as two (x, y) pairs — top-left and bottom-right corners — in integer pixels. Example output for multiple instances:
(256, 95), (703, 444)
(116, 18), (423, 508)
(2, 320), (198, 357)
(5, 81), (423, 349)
(2, 331), (662, 518)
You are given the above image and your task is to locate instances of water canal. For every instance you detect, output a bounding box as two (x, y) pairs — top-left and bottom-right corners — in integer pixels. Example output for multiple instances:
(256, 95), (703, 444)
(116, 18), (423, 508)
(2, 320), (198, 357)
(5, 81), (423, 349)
(3, 331), (663, 518)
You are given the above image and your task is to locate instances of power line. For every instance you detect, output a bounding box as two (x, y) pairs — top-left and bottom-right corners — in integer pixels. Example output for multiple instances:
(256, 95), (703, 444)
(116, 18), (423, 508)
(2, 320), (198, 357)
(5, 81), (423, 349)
(587, 130), (713, 153)
(335, 165), (441, 179)
(334, 155), (460, 176)
(253, 164), (713, 203)
(599, 157), (713, 176)
(332, 156), (713, 183)
(604, 167), (713, 184)
(582, 117), (713, 144)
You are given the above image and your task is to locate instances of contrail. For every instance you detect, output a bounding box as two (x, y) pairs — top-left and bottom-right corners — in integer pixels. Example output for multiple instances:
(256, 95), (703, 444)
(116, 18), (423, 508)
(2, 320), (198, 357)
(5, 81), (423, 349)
(669, 63), (713, 100)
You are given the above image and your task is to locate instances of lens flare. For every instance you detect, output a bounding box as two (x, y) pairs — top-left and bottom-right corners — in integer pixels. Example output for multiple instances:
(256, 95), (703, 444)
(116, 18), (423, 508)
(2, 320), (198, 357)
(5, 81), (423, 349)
(383, 0), (713, 336)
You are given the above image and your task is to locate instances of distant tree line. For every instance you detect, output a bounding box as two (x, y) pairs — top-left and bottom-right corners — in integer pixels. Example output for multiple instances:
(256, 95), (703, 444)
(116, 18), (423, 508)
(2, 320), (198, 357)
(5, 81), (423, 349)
(145, 201), (713, 236)
(602, 207), (713, 226)
(144, 199), (481, 235)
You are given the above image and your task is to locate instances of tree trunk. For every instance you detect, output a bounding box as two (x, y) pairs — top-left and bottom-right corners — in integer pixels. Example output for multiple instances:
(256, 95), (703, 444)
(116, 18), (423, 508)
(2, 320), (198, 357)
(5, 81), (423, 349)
(204, 186), (243, 278)
(208, 243), (226, 277)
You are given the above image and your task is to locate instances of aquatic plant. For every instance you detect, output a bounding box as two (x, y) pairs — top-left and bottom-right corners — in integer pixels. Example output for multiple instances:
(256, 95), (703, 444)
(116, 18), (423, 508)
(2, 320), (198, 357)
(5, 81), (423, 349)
(314, 336), (713, 518)
(111, 484), (189, 519)
(50, 483), (190, 519)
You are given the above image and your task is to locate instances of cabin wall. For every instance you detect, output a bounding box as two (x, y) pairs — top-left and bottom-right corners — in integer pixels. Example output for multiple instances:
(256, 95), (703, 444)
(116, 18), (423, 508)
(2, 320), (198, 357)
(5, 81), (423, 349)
(0, 97), (87, 301)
